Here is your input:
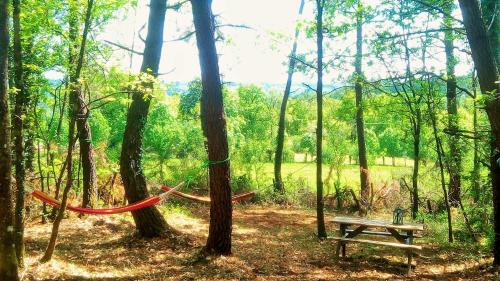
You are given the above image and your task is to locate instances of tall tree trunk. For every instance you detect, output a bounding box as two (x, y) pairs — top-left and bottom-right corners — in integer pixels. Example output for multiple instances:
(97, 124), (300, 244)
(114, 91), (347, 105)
(411, 111), (421, 220)
(471, 76), (480, 202)
(492, 145), (500, 264)
(315, 0), (327, 239)
(120, 0), (169, 237)
(191, 0), (233, 255)
(41, 118), (76, 263)
(458, 0), (500, 146)
(64, 0), (96, 209)
(443, 3), (461, 206)
(457, 0), (500, 265)
(481, 0), (499, 69)
(273, 0), (305, 194)
(427, 93), (453, 243)
(24, 129), (34, 172)
(354, 0), (370, 214)
(23, 40), (34, 174)
(36, 139), (47, 224)
(12, 0), (26, 267)
(0, 0), (19, 278)
(78, 99), (96, 208)
(41, 0), (94, 262)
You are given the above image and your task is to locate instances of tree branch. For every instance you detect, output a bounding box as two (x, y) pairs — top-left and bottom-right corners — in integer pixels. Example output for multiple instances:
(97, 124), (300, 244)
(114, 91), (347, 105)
(104, 40), (143, 55)
(303, 83), (317, 93)
(291, 55), (317, 70)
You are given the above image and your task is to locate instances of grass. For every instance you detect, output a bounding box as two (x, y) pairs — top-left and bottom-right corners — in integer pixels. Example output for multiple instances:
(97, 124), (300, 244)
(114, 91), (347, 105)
(239, 162), (413, 193)
(271, 162), (411, 188)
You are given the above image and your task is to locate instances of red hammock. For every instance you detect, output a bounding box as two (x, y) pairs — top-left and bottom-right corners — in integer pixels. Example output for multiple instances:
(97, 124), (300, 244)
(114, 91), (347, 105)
(32, 190), (163, 215)
(160, 185), (255, 203)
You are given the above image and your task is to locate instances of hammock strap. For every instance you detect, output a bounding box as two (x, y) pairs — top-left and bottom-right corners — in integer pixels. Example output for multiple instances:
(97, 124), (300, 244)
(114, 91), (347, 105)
(160, 185), (255, 203)
(182, 156), (231, 189)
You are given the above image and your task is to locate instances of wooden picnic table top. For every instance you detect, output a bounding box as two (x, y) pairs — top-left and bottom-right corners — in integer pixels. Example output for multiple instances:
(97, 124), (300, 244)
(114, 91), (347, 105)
(332, 216), (424, 231)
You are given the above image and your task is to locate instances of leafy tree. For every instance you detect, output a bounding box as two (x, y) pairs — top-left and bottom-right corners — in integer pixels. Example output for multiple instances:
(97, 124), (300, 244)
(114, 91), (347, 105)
(119, 0), (171, 238)
(179, 79), (202, 120)
(274, 0), (305, 194)
(457, 0), (500, 265)
(191, 0), (233, 255)
(0, 0), (19, 278)
(12, 0), (27, 266)
(41, 0), (95, 263)
(315, 0), (327, 239)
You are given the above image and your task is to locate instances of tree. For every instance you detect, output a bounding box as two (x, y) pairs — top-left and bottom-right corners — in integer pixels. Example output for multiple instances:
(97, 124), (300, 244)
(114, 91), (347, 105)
(425, 79), (453, 243)
(315, 0), (327, 239)
(41, 0), (94, 263)
(0, 0), (20, 278)
(273, 0), (305, 194)
(481, 0), (499, 68)
(12, 0), (26, 266)
(191, 0), (233, 255)
(443, 0), (461, 206)
(372, 1), (430, 219)
(67, 0), (98, 209)
(457, 0), (500, 265)
(120, 0), (170, 237)
(354, 0), (371, 214)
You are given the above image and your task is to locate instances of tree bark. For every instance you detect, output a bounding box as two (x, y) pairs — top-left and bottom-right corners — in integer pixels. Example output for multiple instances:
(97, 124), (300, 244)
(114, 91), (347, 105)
(0, 0), (20, 278)
(36, 139), (47, 224)
(411, 111), (421, 220)
(427, 92), (453, 243)
(315, 0), (327, 239)
(41, 118), (76, 263)
(471, 76), (480, 202)
(443, 3), (461, 206)
(481, 0), (499, 69)
(354, 0), (370, 214)
(41, 0), (94, 262)
(78, 102), (96, 208)
(457, 0), (500, 265)
(273, 0), (305, 194)
(12, 0), (26, 267)
(120, 0), (169, 237)
(191, 0), (233, 255)
(78, 105), (96, 208)
(492, 145), (500, 264)
(458, 0), (500, 146)
(64, 0), (97, 209)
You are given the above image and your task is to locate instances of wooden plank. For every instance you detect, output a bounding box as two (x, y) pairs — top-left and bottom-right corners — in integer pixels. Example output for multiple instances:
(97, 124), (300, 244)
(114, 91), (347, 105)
(345, 229), (400, 237)
(345, 229), (422, 239)
(328, 237), (422, 250)
(332, 216), (424, 231)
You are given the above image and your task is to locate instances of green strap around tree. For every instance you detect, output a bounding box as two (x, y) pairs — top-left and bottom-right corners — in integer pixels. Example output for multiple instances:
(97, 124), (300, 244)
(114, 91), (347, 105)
(182, 156), (230, 188)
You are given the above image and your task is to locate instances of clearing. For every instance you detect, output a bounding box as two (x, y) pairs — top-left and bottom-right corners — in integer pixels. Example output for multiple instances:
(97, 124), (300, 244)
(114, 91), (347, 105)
(23, 204), (496, 280)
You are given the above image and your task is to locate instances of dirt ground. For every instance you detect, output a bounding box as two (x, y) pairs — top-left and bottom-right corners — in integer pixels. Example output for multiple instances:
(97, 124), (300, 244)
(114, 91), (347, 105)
(22, 204), (498, 280)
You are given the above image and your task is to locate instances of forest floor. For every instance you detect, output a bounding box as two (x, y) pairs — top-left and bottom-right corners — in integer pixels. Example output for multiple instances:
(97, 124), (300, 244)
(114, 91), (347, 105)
(23, 203), (498, 281)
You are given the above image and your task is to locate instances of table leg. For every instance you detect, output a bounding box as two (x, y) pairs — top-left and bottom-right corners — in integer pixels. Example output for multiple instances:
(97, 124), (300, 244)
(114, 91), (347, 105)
(406, 230), (414, 276)
(336, 224), (347, 257)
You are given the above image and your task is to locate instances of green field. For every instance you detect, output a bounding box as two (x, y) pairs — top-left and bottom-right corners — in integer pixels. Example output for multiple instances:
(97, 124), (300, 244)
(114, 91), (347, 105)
(241, 162), (413, 192)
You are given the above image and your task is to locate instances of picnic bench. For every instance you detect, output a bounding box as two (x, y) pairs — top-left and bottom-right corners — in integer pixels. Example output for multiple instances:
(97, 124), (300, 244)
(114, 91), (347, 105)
(330, 216), (424, 275)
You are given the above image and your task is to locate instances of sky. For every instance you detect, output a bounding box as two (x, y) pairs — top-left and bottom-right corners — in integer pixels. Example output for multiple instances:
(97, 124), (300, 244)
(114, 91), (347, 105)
(101, 0), (311, 85)
(97, 0), (473, 85)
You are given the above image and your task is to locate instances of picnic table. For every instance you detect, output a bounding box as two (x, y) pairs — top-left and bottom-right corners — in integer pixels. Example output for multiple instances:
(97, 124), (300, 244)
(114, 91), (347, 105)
(331, 216), (424, 275)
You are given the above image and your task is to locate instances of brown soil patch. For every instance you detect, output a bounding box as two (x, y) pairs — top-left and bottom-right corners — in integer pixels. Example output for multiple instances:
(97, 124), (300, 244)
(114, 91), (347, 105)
(22, 204), (498, 280)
